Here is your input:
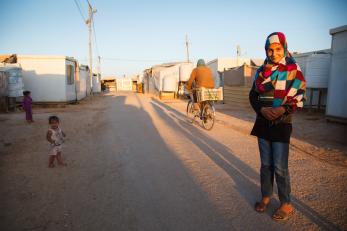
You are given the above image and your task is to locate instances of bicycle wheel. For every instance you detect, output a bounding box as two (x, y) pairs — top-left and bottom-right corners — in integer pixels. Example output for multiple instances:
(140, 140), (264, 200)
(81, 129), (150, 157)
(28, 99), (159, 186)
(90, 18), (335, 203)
(202, 102), (215, 130)
(186, 100), (196, 123)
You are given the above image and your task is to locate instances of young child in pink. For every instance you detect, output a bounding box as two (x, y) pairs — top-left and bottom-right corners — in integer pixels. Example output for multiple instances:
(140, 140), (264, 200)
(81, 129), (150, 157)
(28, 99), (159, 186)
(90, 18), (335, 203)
(46, 116), (66, 168)
(22, 91), (33, 123)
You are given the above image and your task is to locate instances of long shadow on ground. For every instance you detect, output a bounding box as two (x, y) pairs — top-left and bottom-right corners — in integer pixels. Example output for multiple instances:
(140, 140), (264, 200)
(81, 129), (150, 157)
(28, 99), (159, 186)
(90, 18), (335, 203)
(150, 97), (343, 231)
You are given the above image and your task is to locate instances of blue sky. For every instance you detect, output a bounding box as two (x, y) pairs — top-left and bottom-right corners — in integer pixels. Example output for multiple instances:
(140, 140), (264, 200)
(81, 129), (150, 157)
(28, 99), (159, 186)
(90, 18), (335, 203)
(1, 0), (346, 77)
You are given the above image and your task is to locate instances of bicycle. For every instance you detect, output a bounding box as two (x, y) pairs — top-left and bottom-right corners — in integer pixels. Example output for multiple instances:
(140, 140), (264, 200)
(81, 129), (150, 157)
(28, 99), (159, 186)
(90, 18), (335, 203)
(186, 99), (215, 130)
(186, 87), (222, 130)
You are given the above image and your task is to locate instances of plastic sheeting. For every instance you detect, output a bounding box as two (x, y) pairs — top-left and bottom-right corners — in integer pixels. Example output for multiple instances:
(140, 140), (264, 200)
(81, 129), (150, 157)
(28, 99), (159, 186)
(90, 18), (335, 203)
(162, 76), (177, 92)
(179, 63), (194, 82)
(154, 63), (193, 92)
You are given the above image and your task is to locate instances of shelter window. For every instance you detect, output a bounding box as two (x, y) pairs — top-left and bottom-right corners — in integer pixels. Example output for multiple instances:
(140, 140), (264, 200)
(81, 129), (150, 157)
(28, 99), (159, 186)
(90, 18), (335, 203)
(66, 65), (74, 85)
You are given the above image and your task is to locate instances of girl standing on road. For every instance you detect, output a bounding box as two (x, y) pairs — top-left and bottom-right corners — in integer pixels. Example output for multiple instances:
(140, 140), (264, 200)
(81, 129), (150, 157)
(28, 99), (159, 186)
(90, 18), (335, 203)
(249, 32), (306, 221)
(46, 116), (67, 168)
(22, 91), (33, 123)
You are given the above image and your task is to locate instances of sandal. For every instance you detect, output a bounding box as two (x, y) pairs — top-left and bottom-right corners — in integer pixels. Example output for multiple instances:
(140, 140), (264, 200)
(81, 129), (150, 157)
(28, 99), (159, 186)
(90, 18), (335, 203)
(254, 201), (268, 213)
(272, 208), (294, 221)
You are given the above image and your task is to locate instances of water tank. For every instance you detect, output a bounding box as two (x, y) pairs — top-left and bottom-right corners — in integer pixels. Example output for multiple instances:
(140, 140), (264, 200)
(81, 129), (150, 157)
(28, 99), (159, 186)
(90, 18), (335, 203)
(179, 63), (194, 82)
(162, 76), (177, 92)
(0, 64), (24, 97)
(294, 53), (331, 88)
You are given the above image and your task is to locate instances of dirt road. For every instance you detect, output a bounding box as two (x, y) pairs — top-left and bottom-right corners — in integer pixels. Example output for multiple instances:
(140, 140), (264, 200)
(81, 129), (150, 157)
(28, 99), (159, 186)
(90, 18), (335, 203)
(1, 92), (346, 231)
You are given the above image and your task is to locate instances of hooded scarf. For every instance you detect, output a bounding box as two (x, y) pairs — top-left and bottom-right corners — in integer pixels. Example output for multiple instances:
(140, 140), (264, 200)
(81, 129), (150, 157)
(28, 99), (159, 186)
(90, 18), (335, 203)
(254, 32), (306, 111)
(197, 59), (206, 66)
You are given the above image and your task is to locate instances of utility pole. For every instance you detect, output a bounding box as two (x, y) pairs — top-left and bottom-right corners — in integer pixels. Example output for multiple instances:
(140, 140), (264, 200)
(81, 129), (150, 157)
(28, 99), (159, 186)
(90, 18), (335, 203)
(98, 56), (101, 76)
(86, 1), (97, 94)
(185, 34), (190, 63)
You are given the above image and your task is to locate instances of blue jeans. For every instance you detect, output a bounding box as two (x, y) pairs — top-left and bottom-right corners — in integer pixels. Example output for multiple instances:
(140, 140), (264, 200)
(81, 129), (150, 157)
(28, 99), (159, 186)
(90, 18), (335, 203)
(258, 138), (291, 203)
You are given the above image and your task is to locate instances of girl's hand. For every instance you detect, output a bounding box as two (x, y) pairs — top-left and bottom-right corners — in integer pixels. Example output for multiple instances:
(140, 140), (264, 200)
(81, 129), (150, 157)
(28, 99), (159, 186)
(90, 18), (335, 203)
(270, 107), (285, 120)
(261, 107), (285, 121)
(260, 107), (275, 120)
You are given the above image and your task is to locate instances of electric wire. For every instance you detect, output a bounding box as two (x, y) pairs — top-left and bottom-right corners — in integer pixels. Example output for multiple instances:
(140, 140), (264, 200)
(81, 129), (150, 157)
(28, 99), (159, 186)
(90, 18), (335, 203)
(73, 0), (86, 22)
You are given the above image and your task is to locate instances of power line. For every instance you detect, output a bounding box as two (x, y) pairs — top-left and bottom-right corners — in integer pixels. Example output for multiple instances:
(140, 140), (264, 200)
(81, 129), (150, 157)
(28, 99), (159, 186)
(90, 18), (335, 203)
(77, 0), (87, 17)
(80, 57), (184, 63)
(102, 58), (185, 63)
(73, 0), (86, 22)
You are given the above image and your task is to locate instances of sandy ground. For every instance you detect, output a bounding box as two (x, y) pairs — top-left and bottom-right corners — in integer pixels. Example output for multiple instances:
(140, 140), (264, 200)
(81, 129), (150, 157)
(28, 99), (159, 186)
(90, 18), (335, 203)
(0, 92), (346, 231)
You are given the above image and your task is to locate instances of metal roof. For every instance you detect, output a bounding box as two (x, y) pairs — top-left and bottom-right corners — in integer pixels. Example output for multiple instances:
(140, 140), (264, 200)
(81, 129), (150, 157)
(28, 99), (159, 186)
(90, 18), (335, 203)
(17, 55), (77, 62)
(330, 25), (347, 35)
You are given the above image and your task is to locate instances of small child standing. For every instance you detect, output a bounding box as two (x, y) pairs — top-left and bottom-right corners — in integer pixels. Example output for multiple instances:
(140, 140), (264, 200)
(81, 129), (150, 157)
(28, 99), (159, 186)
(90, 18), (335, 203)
(22, 91), (33, 123)
(46, 116), (66, 168)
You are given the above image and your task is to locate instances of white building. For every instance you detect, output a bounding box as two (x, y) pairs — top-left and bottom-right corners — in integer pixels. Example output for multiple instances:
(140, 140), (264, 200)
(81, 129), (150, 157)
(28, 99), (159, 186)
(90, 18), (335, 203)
(17, 55), (81, 103)
(116, 78), (133, 91)
(207, 58), (253, 87)
(78, 65), (90, 100)
(92, 73), (101, 93)
(143, 69), (156, 94)
(326, 25), (347, 121)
